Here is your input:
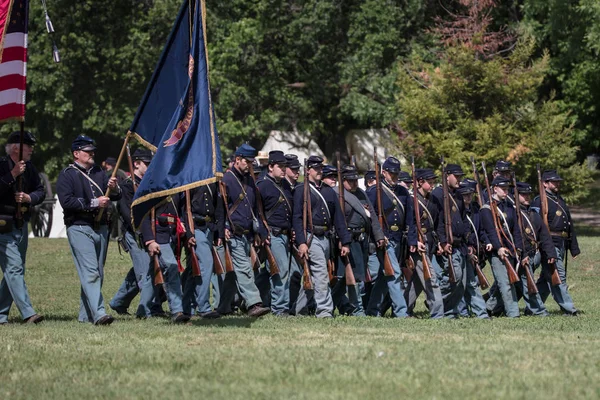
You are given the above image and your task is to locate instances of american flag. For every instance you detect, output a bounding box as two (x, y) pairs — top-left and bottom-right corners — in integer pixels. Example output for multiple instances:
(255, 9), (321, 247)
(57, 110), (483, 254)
(0, 0), (28, 122)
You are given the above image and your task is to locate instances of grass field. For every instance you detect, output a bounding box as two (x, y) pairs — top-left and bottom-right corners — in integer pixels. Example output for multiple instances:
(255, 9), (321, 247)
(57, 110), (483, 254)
(1, 236), (600, 400)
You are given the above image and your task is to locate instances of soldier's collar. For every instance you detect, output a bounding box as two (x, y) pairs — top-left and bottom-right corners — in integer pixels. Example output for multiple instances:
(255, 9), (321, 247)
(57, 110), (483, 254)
(73, 161), (94, 173)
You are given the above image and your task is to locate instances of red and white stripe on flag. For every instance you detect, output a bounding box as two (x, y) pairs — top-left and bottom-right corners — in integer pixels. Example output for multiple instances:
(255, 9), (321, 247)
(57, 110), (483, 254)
(0, 0), (28, 122)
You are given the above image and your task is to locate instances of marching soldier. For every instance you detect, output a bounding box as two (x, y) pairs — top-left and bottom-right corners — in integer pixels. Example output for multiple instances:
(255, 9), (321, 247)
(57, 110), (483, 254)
(57, 135), (121, 325)
(366, 157), (416, 318)
(217, 144), (270, 318)
(405, 168), (444, 319)
(431, 164), (469, 318)
(456, 180), (490, 319)
(331, 165), (385, 316)
(480, 176), (523, 318)
(138, 195), (189, 323)
(293, 155), (351, 318)
(515, 182), (555, 316)
(531, 170), (579, 316)
(0, 131), (45, 325)
(109, 148), (164, 316)
(256, 151), (294, 316)
(180, 179), (224, 319)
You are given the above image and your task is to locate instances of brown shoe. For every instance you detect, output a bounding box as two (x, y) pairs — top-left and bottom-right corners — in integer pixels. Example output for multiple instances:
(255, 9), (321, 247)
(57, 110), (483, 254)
(25, 314), (44, 324)
(172, 312), (191, 324)
(247, 304), (270, 318)
(94, 315), (115, 326)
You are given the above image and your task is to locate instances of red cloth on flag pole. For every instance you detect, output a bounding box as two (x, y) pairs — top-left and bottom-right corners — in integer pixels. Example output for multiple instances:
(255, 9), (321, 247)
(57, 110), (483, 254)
(0, 0), (27, 122)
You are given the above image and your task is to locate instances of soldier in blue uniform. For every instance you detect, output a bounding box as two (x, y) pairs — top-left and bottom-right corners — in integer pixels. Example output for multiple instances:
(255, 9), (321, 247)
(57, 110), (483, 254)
(256, 151), (294, 315)
(455, 180), (490, 319)
(217, 144), (270, 318)
(293, 155), (351, 318)
(404, 168), (444, 319)
(514, 182), (556, 316)
(57, 135), (121, 325)
(0, 131), (45, 325)
(480, 176), (523, 318)
(109, 148), (164, 316)
(321, 165), (337, 188)
(332, 165), (385, 316)
(531, 170), (579, 316)
(431, 164), (470, 318)
(482, 160), (513, 204)
(181, 179), (225, 318)
(138, 196), (189, 323)
(366, 157), (417, 318)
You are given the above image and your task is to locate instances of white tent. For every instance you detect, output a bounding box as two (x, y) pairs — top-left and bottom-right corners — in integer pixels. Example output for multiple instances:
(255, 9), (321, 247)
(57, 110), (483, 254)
(260, 130), (325, 163)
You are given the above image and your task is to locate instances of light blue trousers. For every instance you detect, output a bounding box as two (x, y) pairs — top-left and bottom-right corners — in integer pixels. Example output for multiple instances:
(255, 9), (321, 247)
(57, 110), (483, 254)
(537, 245), (577, 314)
(181, 228), (217, 315)
(295, 235), (333, 318)
(136, 242), (183, 317)
(267, 233), (291, 315)
(366, 241), (408, 318)
(489, 254), (519, 318)
(109, 231), (162, 313)
(66, 225), (109, 323)
(0, 225), (36, 322)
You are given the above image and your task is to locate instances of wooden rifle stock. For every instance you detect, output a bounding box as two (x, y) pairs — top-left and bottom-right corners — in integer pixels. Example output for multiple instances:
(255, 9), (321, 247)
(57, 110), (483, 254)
(185, 190), (202, 277)
(301, 159), (313, 290)
(150, 208), (165, 286)
(374, 148), (395, 277)
(248, 163), (280, 276)
(336, 152), (357, 286)
(481, 162), (519, 284)
(512, 173), (538, 295)
(219, 181), (236, 274)
(537, 165), (562, 286)
(440, 157), (457, 283)
(471, 256), (490, 289)
(211, 246), (225, 275)
(470, 156), (484, 208)
(250, 244), (261, 272)
(411, 156), (432, 281)
(96, 134), (130, 228)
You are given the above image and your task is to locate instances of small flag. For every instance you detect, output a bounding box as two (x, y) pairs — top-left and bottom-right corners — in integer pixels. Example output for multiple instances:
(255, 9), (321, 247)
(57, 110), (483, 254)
(130, 0), (222, 228)
(0, 0), (28, 122)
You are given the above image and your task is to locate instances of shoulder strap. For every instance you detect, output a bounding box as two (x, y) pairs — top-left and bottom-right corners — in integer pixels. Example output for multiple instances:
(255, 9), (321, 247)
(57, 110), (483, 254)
(381, 184), (405, 214)
(68, 164), (104, 195)
(310, 184), (331, 222)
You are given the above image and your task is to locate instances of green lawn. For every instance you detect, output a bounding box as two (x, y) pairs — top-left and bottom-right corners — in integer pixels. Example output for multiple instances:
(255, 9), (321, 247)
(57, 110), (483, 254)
(1, 236), (600, 399)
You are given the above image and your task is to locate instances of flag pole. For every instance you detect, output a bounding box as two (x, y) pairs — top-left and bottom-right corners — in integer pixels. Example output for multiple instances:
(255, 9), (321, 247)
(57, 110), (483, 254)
(15, 120), (25, 227)
(94, 132), (131, 226)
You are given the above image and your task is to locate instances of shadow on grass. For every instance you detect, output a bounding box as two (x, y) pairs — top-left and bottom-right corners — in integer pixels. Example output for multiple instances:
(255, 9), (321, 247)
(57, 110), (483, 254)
(189, 316), (258, 328)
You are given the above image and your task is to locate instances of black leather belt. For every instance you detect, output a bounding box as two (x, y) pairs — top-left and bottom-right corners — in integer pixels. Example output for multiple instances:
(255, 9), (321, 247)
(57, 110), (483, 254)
(270, 227), (289, 236)
(193, 215), (213, 225)
(310, 225), (329, 236)
(232, 225), (250, 236)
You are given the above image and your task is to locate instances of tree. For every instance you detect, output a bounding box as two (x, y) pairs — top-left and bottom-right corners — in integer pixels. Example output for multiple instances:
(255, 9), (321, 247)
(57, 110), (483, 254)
(393, 0), (591, 202)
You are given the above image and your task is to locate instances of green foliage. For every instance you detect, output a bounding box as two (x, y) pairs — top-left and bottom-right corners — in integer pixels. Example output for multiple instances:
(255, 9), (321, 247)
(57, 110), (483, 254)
(395, 39), (591, 202)
(521, 0), (600, 156)
(1, 0), (181, 178)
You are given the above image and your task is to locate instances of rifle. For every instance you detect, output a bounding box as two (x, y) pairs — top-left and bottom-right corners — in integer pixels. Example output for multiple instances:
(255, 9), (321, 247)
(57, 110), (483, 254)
(481, 162), (519, 284)
(185, 190), (202, 277)
(411, 156), (432, 281)
(440, 157), (457, 284)
(512, 173), (538, 294)
(301, 159), (313, 290)
(248, 163), (281, 276)
(150, 208), (165, 286)
(211, 245), (225, 275)
(537, 164), (562, 286)
(469, 157), (490, 289)
(218, 181), (235, 273)
(374, 148), (395, 277)
(336, 152), (357, 286)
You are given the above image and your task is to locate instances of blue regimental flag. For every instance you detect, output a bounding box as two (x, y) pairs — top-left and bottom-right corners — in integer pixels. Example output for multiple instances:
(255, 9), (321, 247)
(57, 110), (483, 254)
(130, 0), (222, 228)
